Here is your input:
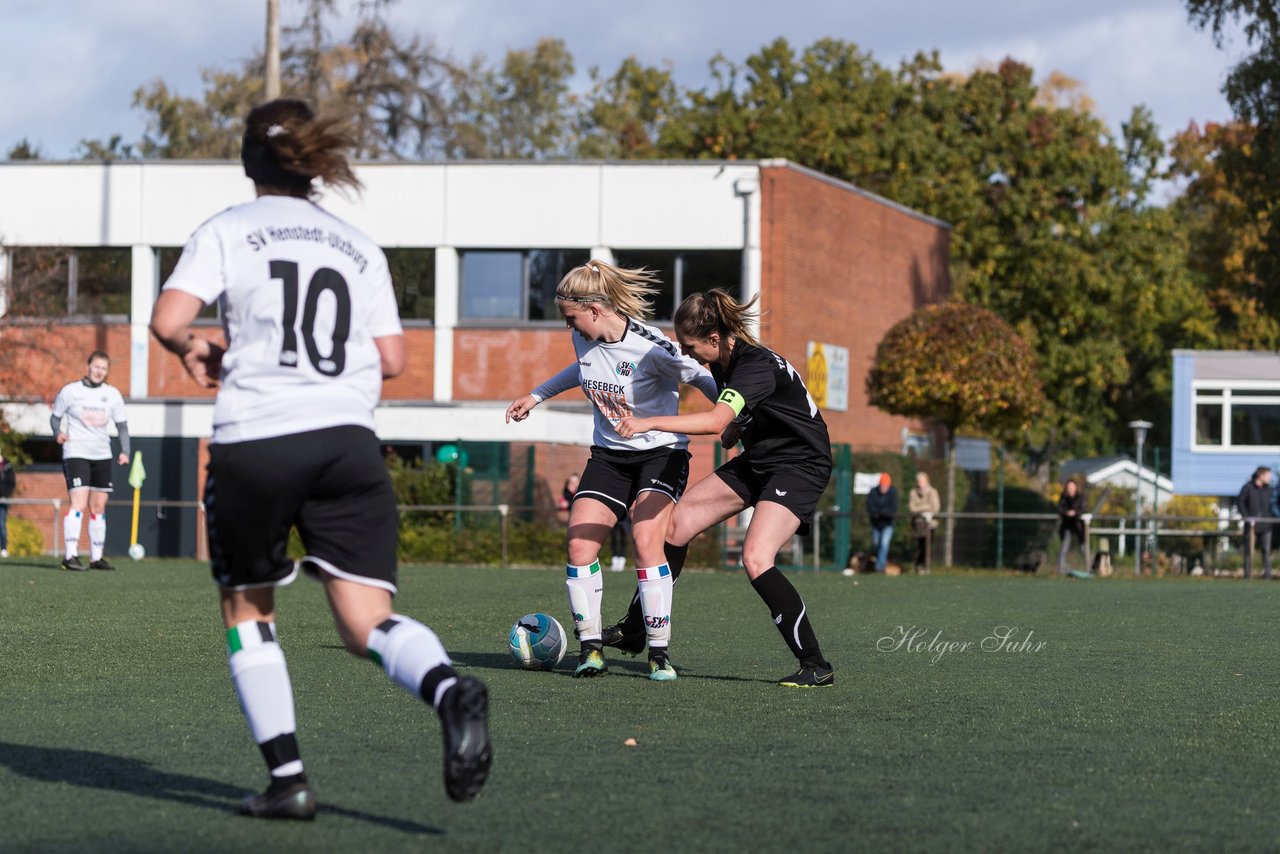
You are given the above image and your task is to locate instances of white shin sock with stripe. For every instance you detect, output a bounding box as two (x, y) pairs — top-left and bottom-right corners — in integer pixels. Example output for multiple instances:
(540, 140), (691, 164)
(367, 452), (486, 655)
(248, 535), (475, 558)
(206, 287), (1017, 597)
(637, 564), (673, 649)
(226, 620), (303, 778)
(566, 561), (603, 642)
(89, 513), (106, 562)
(366, 615), (457, 708)
(64, 510), (82, 558)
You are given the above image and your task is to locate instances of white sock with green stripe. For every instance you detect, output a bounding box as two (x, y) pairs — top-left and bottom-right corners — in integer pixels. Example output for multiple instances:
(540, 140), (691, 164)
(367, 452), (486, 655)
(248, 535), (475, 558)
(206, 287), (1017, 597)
(366, 615), (457, 709)
(226, 620), (303, 778)
(566, 560), (603, 642)
(637, 563), (673, 650)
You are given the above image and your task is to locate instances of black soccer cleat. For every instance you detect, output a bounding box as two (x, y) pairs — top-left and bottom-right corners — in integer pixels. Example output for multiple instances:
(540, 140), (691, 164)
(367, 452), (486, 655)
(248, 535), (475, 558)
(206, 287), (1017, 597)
(573, 646), (608, 677)
(439, 676), (492, 803)
(240, 780), (317, 820)
(89, 558), (115, 571)
(600, 622), (646, 656)
(779, 662), (835, 688)
(61, 556), (86, 572)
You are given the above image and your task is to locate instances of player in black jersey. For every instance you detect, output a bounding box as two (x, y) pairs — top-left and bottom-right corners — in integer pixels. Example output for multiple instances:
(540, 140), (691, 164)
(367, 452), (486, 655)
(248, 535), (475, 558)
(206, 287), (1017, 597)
(615, 288), (835, 687)
(150, 99), (490, 820)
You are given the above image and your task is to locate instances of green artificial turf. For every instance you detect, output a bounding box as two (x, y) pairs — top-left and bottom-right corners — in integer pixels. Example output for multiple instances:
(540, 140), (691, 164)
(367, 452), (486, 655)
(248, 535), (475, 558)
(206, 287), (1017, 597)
(1, 558), (1277, 852)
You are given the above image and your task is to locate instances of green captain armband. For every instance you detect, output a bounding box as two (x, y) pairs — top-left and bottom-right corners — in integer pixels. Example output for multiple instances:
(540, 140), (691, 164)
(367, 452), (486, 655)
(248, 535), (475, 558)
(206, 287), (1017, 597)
(717, 388), (746, 416)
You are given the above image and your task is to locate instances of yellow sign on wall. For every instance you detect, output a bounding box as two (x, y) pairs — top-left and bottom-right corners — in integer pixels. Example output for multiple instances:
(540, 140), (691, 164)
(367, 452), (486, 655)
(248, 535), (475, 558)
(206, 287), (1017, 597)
(807, 341), (848, 411)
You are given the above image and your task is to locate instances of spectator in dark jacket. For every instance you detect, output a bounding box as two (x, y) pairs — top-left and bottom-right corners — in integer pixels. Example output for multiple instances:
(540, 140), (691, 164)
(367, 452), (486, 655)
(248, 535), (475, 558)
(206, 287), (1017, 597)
(1236, 465), (1273, 579)
(0, 453), (14, 557)
(1057, 479), (1087, 575)
(866, 473), (898, 572)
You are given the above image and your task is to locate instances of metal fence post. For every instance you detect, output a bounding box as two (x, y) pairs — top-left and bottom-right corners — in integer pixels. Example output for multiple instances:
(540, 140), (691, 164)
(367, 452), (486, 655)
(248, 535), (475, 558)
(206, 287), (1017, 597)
(499, 504), (509, 566)
(996, 447), (1005, 569)
(813, 511), (822, 571)
(51, 498), (62, 557)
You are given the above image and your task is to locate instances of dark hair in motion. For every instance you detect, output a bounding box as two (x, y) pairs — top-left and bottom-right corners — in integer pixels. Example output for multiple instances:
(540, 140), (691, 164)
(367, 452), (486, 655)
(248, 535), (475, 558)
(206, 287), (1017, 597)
(673, 288), (762, 347)
(241, 99), (360, 197)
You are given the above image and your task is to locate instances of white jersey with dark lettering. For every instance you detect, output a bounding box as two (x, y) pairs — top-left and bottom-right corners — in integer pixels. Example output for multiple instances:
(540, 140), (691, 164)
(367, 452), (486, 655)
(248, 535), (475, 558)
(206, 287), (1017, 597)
(51, 379), (127, 460)
(162, 195), (402, 444)
(532, 318), (718, 451)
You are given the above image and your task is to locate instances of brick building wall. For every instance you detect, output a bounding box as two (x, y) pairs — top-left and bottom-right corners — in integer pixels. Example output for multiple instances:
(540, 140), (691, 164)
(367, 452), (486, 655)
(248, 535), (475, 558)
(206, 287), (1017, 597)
(759, 165), (950, 450)
(3, 323), (132, 400)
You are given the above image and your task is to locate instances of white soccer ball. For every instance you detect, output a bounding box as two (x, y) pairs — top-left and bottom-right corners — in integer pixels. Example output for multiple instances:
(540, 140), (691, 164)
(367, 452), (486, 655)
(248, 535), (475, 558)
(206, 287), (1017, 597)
(507, 613), (567, 670)
(128, 543), (145, 561)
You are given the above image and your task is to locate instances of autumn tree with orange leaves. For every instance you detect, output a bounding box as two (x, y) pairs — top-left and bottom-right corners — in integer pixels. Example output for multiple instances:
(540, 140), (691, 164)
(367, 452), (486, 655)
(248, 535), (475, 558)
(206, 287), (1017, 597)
(868, 303), (1044, 566)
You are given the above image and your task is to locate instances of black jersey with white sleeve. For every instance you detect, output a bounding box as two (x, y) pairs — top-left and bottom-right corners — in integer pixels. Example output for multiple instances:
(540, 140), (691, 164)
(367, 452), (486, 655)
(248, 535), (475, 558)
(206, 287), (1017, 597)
(711, 341), (833, 469)
(532, 318), (717, 452)
(162, 195), (402, 444)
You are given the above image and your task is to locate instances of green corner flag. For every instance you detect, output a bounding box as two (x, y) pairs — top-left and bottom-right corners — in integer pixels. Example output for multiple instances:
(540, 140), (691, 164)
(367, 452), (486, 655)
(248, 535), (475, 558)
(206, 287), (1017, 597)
(128, 451), (146, 490)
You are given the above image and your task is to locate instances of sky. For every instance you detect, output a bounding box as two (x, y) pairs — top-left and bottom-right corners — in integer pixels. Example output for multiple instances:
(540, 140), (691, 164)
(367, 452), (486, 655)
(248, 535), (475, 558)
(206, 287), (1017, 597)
(0, 0), (1250, 160)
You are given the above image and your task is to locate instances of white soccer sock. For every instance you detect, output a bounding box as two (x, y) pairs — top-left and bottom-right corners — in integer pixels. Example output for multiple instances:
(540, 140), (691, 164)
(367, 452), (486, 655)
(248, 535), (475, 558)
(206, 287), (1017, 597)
(366, 615), (457, 708)
(89, 513), (106, 562)
(227, 620), (303, 777)
(64, 510), (82, 558)
(566, 560), (603, 642)
(637, 564), (673, 649)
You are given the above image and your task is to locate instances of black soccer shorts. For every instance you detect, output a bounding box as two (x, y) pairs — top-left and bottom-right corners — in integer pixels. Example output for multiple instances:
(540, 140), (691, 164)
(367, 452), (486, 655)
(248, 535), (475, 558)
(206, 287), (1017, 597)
(573, 445), (691, 522)
(204, 425), (399, 593)
(63, 457), (113, 493)
(713, 453), (832, 536)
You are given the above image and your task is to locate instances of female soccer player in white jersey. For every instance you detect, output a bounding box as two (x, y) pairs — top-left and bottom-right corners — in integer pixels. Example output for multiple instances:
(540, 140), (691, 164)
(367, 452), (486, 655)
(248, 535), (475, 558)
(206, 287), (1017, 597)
(149, 99), (490, 820)
(505, 261), (718, 681)
(51, 350), (130, 571)
(616, 288), (835, 688)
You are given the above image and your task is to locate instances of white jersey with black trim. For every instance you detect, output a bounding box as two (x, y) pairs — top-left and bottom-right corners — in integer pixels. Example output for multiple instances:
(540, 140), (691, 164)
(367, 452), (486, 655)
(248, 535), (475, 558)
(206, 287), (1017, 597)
(162, 195), (402, 444)
(51, 380), (127, 460)
(533, 318), (718, 451)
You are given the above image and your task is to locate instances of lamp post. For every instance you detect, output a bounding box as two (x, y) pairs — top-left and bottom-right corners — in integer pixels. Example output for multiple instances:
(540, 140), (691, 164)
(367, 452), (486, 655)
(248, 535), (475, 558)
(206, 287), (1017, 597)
(1129, 420), (1153, 575)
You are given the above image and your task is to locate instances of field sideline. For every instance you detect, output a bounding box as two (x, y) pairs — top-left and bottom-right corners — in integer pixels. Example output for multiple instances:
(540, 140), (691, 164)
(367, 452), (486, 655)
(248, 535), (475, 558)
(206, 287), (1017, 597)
(1, 559), (1277, 852)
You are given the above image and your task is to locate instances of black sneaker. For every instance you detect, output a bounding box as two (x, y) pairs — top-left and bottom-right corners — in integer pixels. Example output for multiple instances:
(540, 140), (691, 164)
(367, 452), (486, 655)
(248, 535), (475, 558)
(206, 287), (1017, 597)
(601, 622), (646, 656)
(89, 558), (115, 571)
(240, 780), (317, 820)
(439, 676), (492, 803)
(61, 556), (86, 572)
(779, 662), (835, 688)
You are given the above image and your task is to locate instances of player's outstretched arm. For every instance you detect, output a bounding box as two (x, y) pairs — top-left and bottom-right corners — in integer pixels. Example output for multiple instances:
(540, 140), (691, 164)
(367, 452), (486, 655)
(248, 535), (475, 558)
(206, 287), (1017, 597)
(508, 362), (581, 423)
(150, 290), (225, 388)
(616, 402), (736, 439)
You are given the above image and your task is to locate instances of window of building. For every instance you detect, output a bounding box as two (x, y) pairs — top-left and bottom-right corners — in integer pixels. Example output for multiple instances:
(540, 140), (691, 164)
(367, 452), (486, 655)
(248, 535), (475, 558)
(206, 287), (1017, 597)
(1192, 385), (1280, 448)
(156, 246), (218, 321)
(7, 247), (131, 318)
(386, 248), (435, 323)
(612, 250), (742, 321)
(459, 249), (588, 322)
(19, 437), (64, 471)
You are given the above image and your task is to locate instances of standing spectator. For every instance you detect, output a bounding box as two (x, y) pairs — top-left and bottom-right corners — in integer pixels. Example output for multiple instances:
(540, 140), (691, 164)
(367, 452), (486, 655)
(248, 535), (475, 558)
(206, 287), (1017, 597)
(51, 351), (130, 571)
(1236, 465), (1273, 580)
(867, 473), (898, 572)
(608, 516), (632, 572)
(558, 473), (580, 512)
(908, 471), (940, 574)
(1057, 479), (1088, 575)
(0, 452), (14, 558)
